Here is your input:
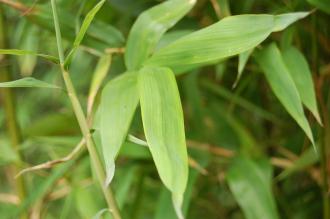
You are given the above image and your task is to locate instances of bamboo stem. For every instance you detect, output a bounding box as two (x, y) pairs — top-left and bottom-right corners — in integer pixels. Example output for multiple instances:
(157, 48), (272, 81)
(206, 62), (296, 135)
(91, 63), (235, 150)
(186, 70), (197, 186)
(50, 1), (122, 218)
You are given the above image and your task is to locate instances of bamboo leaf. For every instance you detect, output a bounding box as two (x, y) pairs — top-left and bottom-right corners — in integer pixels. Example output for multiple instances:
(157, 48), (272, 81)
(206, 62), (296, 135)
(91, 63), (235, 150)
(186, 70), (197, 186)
(255, 43), (315, 146)
(146, 13), (308, 73)
(125, 0), (196, 70)
(226, 156), (279, 219)
(100, 72), (139, 185)
(64, 0), (106, 66)
(138, 66), (188, 219)
(0, 49), (59, 63)
(272, 12), (309, 32)
(0, 77), (60, 89)
(282, 46), (322, 125)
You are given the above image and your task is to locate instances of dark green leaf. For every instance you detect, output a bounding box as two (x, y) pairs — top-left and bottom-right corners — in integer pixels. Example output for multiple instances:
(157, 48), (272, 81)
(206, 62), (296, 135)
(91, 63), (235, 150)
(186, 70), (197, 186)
(227, 156), (279, 219)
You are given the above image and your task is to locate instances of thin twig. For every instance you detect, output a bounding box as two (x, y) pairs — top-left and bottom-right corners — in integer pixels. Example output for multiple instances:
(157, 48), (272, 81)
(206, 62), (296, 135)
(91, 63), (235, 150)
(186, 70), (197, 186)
(15, 139), (85, 178)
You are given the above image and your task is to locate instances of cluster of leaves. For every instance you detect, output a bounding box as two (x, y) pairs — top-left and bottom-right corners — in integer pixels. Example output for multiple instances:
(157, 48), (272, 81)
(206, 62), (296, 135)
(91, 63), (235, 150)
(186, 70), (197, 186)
(0, 0), (329, 219)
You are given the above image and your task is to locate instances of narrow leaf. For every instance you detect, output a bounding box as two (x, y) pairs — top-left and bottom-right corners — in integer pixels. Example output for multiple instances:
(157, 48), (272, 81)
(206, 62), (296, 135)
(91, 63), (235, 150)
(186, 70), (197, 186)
(272, 12), (309, 32)
(138, 66), (188, 218)
(234, 48), (253, 88)
(227, 156), (279, 219)
(255, 43), (315, 146)
(125, 0), (196, 70)
(65, 0), (106, 66)
(100, 72), (139, 185)
(282, 46), (322, 125)
(0, 49), (59, 63)
(0, 77), (60, 89)
(146, 13), (308, 73)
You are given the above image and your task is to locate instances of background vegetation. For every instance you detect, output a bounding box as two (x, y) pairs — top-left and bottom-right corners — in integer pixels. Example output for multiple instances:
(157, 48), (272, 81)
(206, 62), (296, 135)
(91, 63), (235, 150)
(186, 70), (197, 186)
(0, 0), (329, 219)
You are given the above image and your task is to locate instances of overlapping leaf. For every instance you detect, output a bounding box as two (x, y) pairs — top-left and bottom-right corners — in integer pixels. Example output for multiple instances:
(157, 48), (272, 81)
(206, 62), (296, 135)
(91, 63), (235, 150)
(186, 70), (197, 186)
(227, 156), (279, 219)
(125, 0), (196, 70)
(100, 72), (139, 185)
(138, 66), (188, 219)
(282, 46), (322, 125)
(255, 43), (315, 146)
(145, 13), (308, 73)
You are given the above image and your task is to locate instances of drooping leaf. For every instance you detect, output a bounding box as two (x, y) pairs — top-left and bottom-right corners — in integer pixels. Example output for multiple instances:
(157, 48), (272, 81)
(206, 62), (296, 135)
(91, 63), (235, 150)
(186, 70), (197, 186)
(145, 13), (308, 73)
(234, 48), (253, 88)
(282, 46), (322, 125)
(100, 72), (139, 185)
(226, 156), (279, 219)
(125, 0), (196, 70)
(307, 0), (330, 14)
(0, 49), (59, 63)
(0, 77), (60, 89)
(255, 43), (315, 147)
(64, 0), (106, 66)
(138, 66), (188, 219)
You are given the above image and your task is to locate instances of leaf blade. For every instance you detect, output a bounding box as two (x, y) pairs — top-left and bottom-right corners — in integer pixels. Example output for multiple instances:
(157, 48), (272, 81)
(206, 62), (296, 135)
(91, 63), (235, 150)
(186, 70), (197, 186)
(0, 49), (59, 63)
(125, 0), (196, 70)
(146, 13), (308, 73)
(255, 43), (315, 146)
(282, 46), (322, 125)
(100, 72), (139, 185)
(138, 66), (188, 217)
(0, 77), (60, 89)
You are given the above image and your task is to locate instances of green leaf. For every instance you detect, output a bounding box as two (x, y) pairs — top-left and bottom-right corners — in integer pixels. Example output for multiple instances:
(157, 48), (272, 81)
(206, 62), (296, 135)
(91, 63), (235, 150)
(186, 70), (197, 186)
(0, 49), (59, 63)
(138, 66), (188, 219)
(282, 46), (322, 125)
(255, 43), (315, 146)
(272, 12), (309, 32)
(226, 156), (279, 219)
(307, 0), (330, 14)
(0, 77), (60, 89)
(234, 48), (253, 88)
(64, 0), (106, 66)
(125, 0), (196, 70)
(100, 72), (139, 185)
(146, 13), (308, 73)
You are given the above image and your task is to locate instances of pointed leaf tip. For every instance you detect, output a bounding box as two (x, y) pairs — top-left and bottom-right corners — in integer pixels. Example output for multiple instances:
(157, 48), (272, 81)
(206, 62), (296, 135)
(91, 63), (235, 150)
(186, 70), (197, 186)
(104, 163), (115, 187)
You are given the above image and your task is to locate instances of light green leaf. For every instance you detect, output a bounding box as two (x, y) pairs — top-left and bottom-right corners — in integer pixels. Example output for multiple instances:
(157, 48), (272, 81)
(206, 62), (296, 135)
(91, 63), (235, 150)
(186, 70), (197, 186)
(65, 0), (106, 66)
(307, 0), (330, 14)
(234, 48), (253, 88)
(0, 77), (60, 89)
(100, 72), (139, 185)
(272, 12), (309, 32)
(125, 0), (196, 70)
(138, 66), (188, 219)
(226, 156), (279, 219)
(146, 13), (308, 73)
(0, 49), (59, 63)
(255, 43), (315, 146)
(282, 46), (322, 125)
